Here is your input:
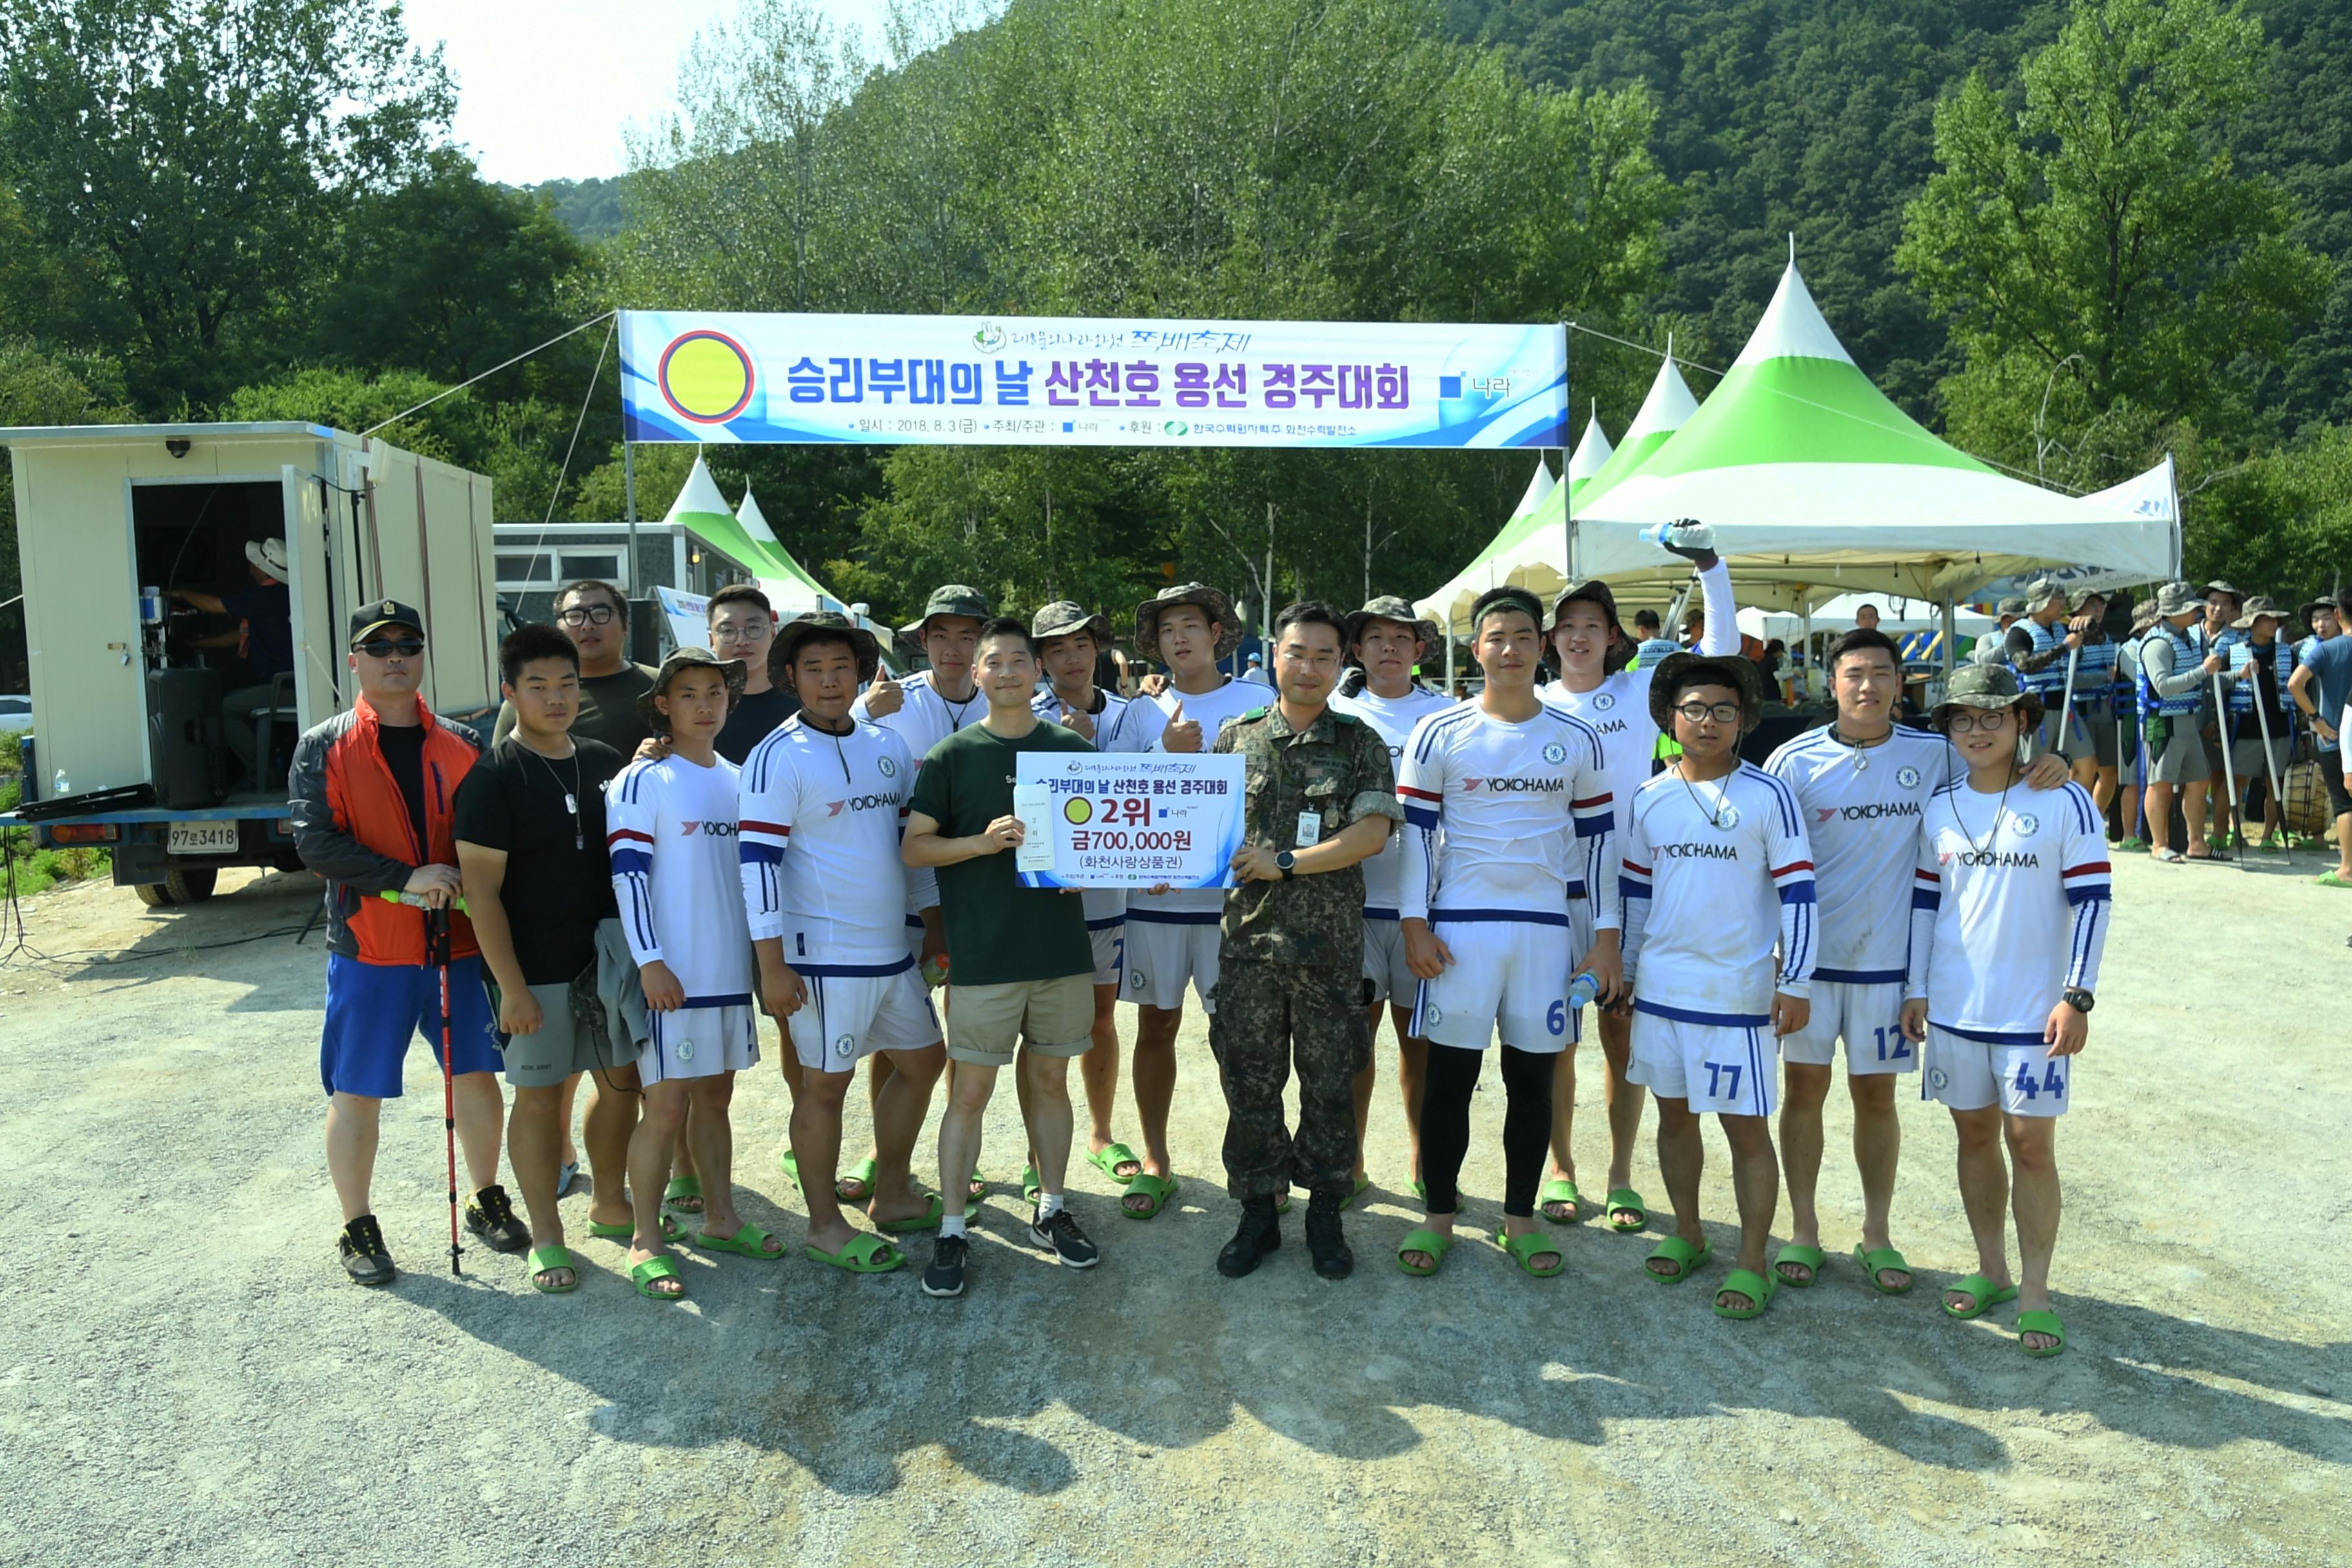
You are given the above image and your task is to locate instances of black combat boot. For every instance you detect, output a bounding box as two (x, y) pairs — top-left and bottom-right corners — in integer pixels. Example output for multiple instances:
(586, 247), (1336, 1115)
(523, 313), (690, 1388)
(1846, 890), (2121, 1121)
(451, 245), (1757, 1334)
(1305, 1190), (1353, 1279)
(1216, 1195), (1282, 1278)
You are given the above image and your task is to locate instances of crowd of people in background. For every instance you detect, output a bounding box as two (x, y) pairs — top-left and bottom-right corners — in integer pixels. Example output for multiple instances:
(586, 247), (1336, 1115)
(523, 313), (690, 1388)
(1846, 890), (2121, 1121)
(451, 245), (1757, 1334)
(317, 530), (2352, 1362)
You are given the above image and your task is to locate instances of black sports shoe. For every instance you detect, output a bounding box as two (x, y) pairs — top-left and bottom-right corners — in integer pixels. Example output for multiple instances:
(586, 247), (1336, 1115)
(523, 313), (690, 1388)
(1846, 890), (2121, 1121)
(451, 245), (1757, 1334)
(1304, 1191), (1353, 1280)
(921, 1233), (970, 1298)
(465, 1184), (531, 1253)
(1029, 1206), (1100, 1269)
(1216, 1197), (1282, 1279)
(339, 1213), (398, 1287)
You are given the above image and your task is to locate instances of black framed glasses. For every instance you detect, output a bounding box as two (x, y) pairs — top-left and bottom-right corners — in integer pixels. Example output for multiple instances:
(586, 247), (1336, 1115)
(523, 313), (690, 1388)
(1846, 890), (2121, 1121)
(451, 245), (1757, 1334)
(556, 604), (617, 627)
(1944, 709), (2015, 733)
(355, 637), (425, 659)
(1673, 700), (1742, 725)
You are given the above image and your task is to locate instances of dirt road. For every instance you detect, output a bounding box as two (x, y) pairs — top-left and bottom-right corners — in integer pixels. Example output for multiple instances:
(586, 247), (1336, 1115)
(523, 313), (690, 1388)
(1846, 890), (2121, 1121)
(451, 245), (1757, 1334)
(0, 855), (2344, 1566)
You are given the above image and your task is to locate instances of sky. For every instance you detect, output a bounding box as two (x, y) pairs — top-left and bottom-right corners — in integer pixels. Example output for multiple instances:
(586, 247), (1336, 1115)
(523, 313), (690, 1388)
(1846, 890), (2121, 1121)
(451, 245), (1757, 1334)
(396, 0), (892, 186)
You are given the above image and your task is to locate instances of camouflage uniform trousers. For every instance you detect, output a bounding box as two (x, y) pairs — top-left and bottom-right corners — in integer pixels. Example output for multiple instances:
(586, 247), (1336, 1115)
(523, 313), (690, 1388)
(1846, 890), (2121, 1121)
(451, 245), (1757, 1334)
(1210, 958), (1369, 1201)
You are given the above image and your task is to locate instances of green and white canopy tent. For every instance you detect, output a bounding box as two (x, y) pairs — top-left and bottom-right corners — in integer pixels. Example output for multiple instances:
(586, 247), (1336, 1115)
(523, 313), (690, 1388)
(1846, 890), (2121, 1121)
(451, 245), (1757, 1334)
(1419, 449), (1562, 638)
(662, 455), (894, 646)
(1572, 344), (1699, 511)
(736, 484), (852, 616)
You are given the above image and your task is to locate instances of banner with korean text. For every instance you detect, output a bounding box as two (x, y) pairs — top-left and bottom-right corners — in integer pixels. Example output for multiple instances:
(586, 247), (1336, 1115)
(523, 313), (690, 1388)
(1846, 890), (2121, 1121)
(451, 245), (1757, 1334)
(620, 310), (1567, 449)
(1012, 752), (1248, 890)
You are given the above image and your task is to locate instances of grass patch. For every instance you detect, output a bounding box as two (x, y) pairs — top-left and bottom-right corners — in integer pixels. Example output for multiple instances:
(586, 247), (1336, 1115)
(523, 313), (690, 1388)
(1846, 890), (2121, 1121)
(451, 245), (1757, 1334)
(1, 746), (113, 893)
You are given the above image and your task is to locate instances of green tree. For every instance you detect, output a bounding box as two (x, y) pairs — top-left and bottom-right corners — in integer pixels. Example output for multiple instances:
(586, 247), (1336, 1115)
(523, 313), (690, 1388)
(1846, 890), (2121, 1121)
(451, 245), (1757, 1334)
(1897, 0), (2331, 485)
(0, 0), (455, 411)
(0, 342), (133, 685)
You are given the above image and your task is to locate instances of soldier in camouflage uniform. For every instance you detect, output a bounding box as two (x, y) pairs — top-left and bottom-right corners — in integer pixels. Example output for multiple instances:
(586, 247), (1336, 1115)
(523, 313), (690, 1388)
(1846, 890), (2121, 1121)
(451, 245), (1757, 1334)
(1210, 602), (1404, 1281)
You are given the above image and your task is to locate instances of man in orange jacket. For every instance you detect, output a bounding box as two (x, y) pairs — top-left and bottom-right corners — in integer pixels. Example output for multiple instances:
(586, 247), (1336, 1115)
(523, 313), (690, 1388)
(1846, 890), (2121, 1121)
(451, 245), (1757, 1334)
(291, 600), (522, 1286)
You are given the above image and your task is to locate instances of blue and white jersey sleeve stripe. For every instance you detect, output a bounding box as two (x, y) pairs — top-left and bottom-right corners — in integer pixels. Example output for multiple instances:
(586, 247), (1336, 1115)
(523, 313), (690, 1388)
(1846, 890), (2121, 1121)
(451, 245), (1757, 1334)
(1570, 717), (1619, 932)
(2059, 781), (2112, 992)
(737, 731), (796, 943)
(1395, 708), (1449, 923)
(1757, 769), (1816, 995)
(607, 760), (663, 966)
(1616, 795), (1654, 985)
(1905, 829), (1940, 1001)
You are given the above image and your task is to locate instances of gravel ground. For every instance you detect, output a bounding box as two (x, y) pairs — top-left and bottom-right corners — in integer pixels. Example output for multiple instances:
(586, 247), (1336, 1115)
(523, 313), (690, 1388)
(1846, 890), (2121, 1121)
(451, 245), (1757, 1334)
(0, 853), (2346, 1567)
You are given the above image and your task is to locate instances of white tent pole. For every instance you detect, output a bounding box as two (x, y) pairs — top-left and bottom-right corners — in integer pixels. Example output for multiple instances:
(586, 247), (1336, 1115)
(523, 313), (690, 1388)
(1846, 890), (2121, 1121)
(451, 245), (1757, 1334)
(1801, 605), (1814, 703)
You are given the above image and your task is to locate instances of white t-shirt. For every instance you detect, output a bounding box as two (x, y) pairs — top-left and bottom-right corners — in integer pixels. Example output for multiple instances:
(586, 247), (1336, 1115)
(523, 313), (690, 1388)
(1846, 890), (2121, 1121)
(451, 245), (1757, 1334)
(1395, 701), (1618, 929)
(607, 752), (753, 999)
(1909, 778), (2111, 1039)
(1032, 684), (1168, 925)
(738, 716), (931, 968)
(1132, 676), (1268, 916)
(1331, 683), (1457, 915)
(1540, 559), (1738, 826)
(1619, 763), (1816, 1025)
(1764, 723), (1950, 984)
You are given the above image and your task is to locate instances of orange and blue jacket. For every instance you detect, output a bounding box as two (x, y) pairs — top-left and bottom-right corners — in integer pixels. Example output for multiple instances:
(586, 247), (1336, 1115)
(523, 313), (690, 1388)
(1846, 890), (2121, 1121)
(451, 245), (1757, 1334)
(288, 694), (484, 965)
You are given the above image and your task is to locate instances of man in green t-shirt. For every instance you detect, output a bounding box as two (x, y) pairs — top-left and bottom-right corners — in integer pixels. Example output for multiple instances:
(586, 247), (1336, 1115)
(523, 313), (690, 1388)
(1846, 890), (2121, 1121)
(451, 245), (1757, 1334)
(905, 618), (1100, 1297)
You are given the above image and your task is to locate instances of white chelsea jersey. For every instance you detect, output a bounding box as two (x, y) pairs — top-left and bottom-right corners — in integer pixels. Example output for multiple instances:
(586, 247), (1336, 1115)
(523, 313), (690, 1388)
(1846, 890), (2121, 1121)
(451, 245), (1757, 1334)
(607, 753), (754, 999)
(852, 669), (986, 776)
(1908, 779), (2112, 1039)
(1331, 683), (1458, 916)
(1395, 701), (1618, 929)
(737, 716), (934, 970)
(1619, 764), (1817, 1026)
(1132, 676), (1267, 916)
(1032, 684), (1168, 926)
(1764, 723), (1951, 983)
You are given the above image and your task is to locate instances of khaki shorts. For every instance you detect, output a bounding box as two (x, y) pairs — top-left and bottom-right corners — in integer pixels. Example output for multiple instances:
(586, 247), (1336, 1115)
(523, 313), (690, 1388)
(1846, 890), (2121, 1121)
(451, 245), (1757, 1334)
(943, 973), (1095, 1066)
(496, 975), (642, 1088)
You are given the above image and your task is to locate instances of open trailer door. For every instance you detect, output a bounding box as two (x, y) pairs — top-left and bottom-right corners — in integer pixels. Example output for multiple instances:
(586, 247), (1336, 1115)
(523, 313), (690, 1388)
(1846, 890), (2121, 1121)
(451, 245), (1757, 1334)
(282, 464), (340, 721)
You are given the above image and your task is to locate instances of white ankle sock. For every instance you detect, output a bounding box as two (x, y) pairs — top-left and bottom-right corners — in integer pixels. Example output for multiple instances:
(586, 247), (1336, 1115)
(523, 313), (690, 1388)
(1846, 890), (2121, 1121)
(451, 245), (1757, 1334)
(939, 1213), (967, 1238)
(1037, 1193), (1066, 1219)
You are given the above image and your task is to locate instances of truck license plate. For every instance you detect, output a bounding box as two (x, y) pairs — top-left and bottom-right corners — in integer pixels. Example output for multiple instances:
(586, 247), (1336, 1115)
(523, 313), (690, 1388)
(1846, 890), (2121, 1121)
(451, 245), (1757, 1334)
(167, 820), (240, 856)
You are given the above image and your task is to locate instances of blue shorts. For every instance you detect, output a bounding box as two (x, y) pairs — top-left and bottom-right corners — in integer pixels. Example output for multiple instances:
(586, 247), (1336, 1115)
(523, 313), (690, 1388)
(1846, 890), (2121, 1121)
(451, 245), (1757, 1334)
(320, 952), (502, 1098)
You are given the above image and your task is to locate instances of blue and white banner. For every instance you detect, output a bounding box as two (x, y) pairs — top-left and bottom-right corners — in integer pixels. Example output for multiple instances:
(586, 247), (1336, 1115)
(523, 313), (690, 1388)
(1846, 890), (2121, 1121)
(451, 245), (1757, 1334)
(620, 310), (1567, 449)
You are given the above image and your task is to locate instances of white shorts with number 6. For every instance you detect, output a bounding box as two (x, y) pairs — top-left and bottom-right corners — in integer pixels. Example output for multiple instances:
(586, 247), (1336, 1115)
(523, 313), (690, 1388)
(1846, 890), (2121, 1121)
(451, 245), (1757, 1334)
(1781, 979), (1915, 1075)
(1628, 1009), (1776, 1117)
(1407, 914), (1578, 1055)
(1923, 1024), (2071, 1117)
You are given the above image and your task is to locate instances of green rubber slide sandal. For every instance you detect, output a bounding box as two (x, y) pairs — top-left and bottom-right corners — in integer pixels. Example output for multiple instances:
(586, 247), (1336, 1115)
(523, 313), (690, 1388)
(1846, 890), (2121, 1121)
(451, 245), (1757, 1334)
(630, 1255), (685, 1301)
(875, 1193), (944, 1234)
(1340, 1175), (1373, 1210)
(2017, 1309), (2066, 1357)
(1021, 1164), (1042, 1206)
(1773, 1242), (1827, 1288)
(1645, 1235), (1711, 1283)
(778, 1150), (801, 1192)
(1121, 1172), (1177, 1219)
(527, 1244), (579, 1294)
(1495, 1229), (1563, 1278)
(1942, 1273), (2019, 1320)
(1713, 1267), (1779, 1320)
(1538, 1178), (1580, 1223)
(1851, 1244), (1912, 1295)
(694, 1224), (783, 1260)
(588, 1213), (680, 1244)
(663, 1175), (704, 1213)
(1605, 1188), (1647, 1232)
(835, 1157), (877, 1202)
(803, 1233), (903, 1274)
(1085, 1143), (1144, 1185)
(1396, 1228), (1451, 1277)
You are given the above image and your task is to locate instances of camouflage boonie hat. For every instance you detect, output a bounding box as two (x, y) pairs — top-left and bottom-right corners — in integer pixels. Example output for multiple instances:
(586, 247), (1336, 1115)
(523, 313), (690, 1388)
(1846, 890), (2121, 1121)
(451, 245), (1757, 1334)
(637, 646), (747, 734)
(2155, 582), (2202, 618)
(1133, 582), (1242, 662)
(901, 583), (993, 637)
(1344, 596), (1437, 653)
(771, 611), (881, 685)
(1031, 600), (1115, 647)
(2231, 595), (2284, 631)
(2023, 578), (2066, 613)
(1994, 597), (2027, 617)
(1932, 663), (2043, 730)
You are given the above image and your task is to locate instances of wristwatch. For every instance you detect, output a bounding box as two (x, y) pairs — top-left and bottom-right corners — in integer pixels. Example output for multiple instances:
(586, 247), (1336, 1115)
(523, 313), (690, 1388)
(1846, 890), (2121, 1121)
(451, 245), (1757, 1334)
(2061, 987), (2095, 1014)
(1275, 850), (1296, 880)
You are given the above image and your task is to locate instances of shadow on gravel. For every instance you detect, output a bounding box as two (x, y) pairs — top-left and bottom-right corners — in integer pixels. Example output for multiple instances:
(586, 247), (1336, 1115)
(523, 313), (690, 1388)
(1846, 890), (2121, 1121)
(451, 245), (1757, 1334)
(397, 1195), (2352, 1495)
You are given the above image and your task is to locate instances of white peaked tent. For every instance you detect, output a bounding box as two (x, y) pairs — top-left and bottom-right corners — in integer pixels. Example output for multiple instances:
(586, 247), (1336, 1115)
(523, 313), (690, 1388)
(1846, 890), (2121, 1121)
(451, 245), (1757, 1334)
(1972, 455), (2181, 605)
(1418, 453), (1561, 636)
(1574, 346), (1700, 510)
(736, 484), (853, 616)
(1564, 400), (1612, 499)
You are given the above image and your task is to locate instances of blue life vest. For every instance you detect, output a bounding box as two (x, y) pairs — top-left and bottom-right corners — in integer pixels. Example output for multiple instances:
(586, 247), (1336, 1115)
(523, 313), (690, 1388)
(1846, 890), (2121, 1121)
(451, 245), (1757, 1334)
(2139, 625), (2203, 719)
(2226, 637), (2295, 720)
(2014, 618), (2070, 698)
(2070, 634), (2119, 708)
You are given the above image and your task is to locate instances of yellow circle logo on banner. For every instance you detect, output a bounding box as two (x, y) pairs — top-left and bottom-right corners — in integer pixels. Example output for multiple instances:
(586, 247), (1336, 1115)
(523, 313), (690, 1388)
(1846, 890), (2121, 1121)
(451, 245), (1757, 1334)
(658, 331), (756, 424)
(1063, 798), (1093, 825)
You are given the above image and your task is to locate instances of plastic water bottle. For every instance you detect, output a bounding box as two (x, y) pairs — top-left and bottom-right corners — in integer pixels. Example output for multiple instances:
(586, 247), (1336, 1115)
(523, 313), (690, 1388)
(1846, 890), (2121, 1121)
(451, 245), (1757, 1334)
(51, 768), (71, 799)
(1567, 970), (1602, 1009)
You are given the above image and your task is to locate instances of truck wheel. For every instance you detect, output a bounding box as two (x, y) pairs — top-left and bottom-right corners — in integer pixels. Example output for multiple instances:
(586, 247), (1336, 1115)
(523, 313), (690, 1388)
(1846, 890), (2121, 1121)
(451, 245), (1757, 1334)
(165, 868), (218, 903)
(133, 882), (178, 908)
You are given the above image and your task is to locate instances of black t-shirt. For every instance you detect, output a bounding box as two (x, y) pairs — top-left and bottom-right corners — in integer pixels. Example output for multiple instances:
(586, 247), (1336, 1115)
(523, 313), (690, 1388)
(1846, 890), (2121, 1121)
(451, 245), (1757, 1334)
(377, 722), (429, 858)
(493, 663), (656, 756)
(451, 736), (625, 984)
(717, 685), (802, 765)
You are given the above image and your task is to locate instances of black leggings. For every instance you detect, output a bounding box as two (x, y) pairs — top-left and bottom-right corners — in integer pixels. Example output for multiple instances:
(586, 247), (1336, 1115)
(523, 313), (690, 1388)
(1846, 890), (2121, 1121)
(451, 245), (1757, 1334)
(1420, 1043), (1556, 1217)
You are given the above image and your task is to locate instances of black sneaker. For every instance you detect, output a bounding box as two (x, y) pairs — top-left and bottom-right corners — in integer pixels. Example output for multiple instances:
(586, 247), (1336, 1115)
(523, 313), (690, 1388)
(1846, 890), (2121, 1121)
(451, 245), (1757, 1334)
(1029, 1206), (1100, 1269)
(465, 1184), (531, 1253)
(1216, 1197), (1282, 1279)
(1304, 1191), (1353, 1280)
(921, 1233), (970, 1298)
(338, 1214), (398, 1287)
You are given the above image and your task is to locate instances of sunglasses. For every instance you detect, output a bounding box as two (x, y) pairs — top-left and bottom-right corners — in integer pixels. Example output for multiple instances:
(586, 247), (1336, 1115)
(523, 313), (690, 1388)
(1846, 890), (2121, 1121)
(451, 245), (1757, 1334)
(354, 637), (425, 659)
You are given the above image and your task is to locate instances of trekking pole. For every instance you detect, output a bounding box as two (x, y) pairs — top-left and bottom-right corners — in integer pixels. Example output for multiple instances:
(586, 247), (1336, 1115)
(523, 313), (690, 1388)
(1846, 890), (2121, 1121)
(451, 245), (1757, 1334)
(2211, 667), (2244, 867)
(2251, 665), (2288, 859)
(426, 905), (464, 1275)
(2054, 644), (2082, 764)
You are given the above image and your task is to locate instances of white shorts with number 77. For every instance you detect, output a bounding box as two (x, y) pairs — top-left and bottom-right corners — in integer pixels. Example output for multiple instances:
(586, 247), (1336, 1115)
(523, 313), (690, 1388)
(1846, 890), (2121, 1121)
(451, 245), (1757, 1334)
(1627, 1008), (1776, 1116)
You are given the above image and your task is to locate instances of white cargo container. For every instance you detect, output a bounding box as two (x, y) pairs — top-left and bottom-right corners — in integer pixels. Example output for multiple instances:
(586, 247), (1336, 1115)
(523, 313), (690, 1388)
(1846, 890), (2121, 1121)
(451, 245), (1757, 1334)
(1, 422), (498, 904)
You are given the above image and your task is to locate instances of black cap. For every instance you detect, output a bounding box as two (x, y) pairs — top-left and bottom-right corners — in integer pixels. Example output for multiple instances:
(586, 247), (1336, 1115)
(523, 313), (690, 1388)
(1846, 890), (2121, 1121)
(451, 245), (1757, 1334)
(349, 599), (424, 646)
